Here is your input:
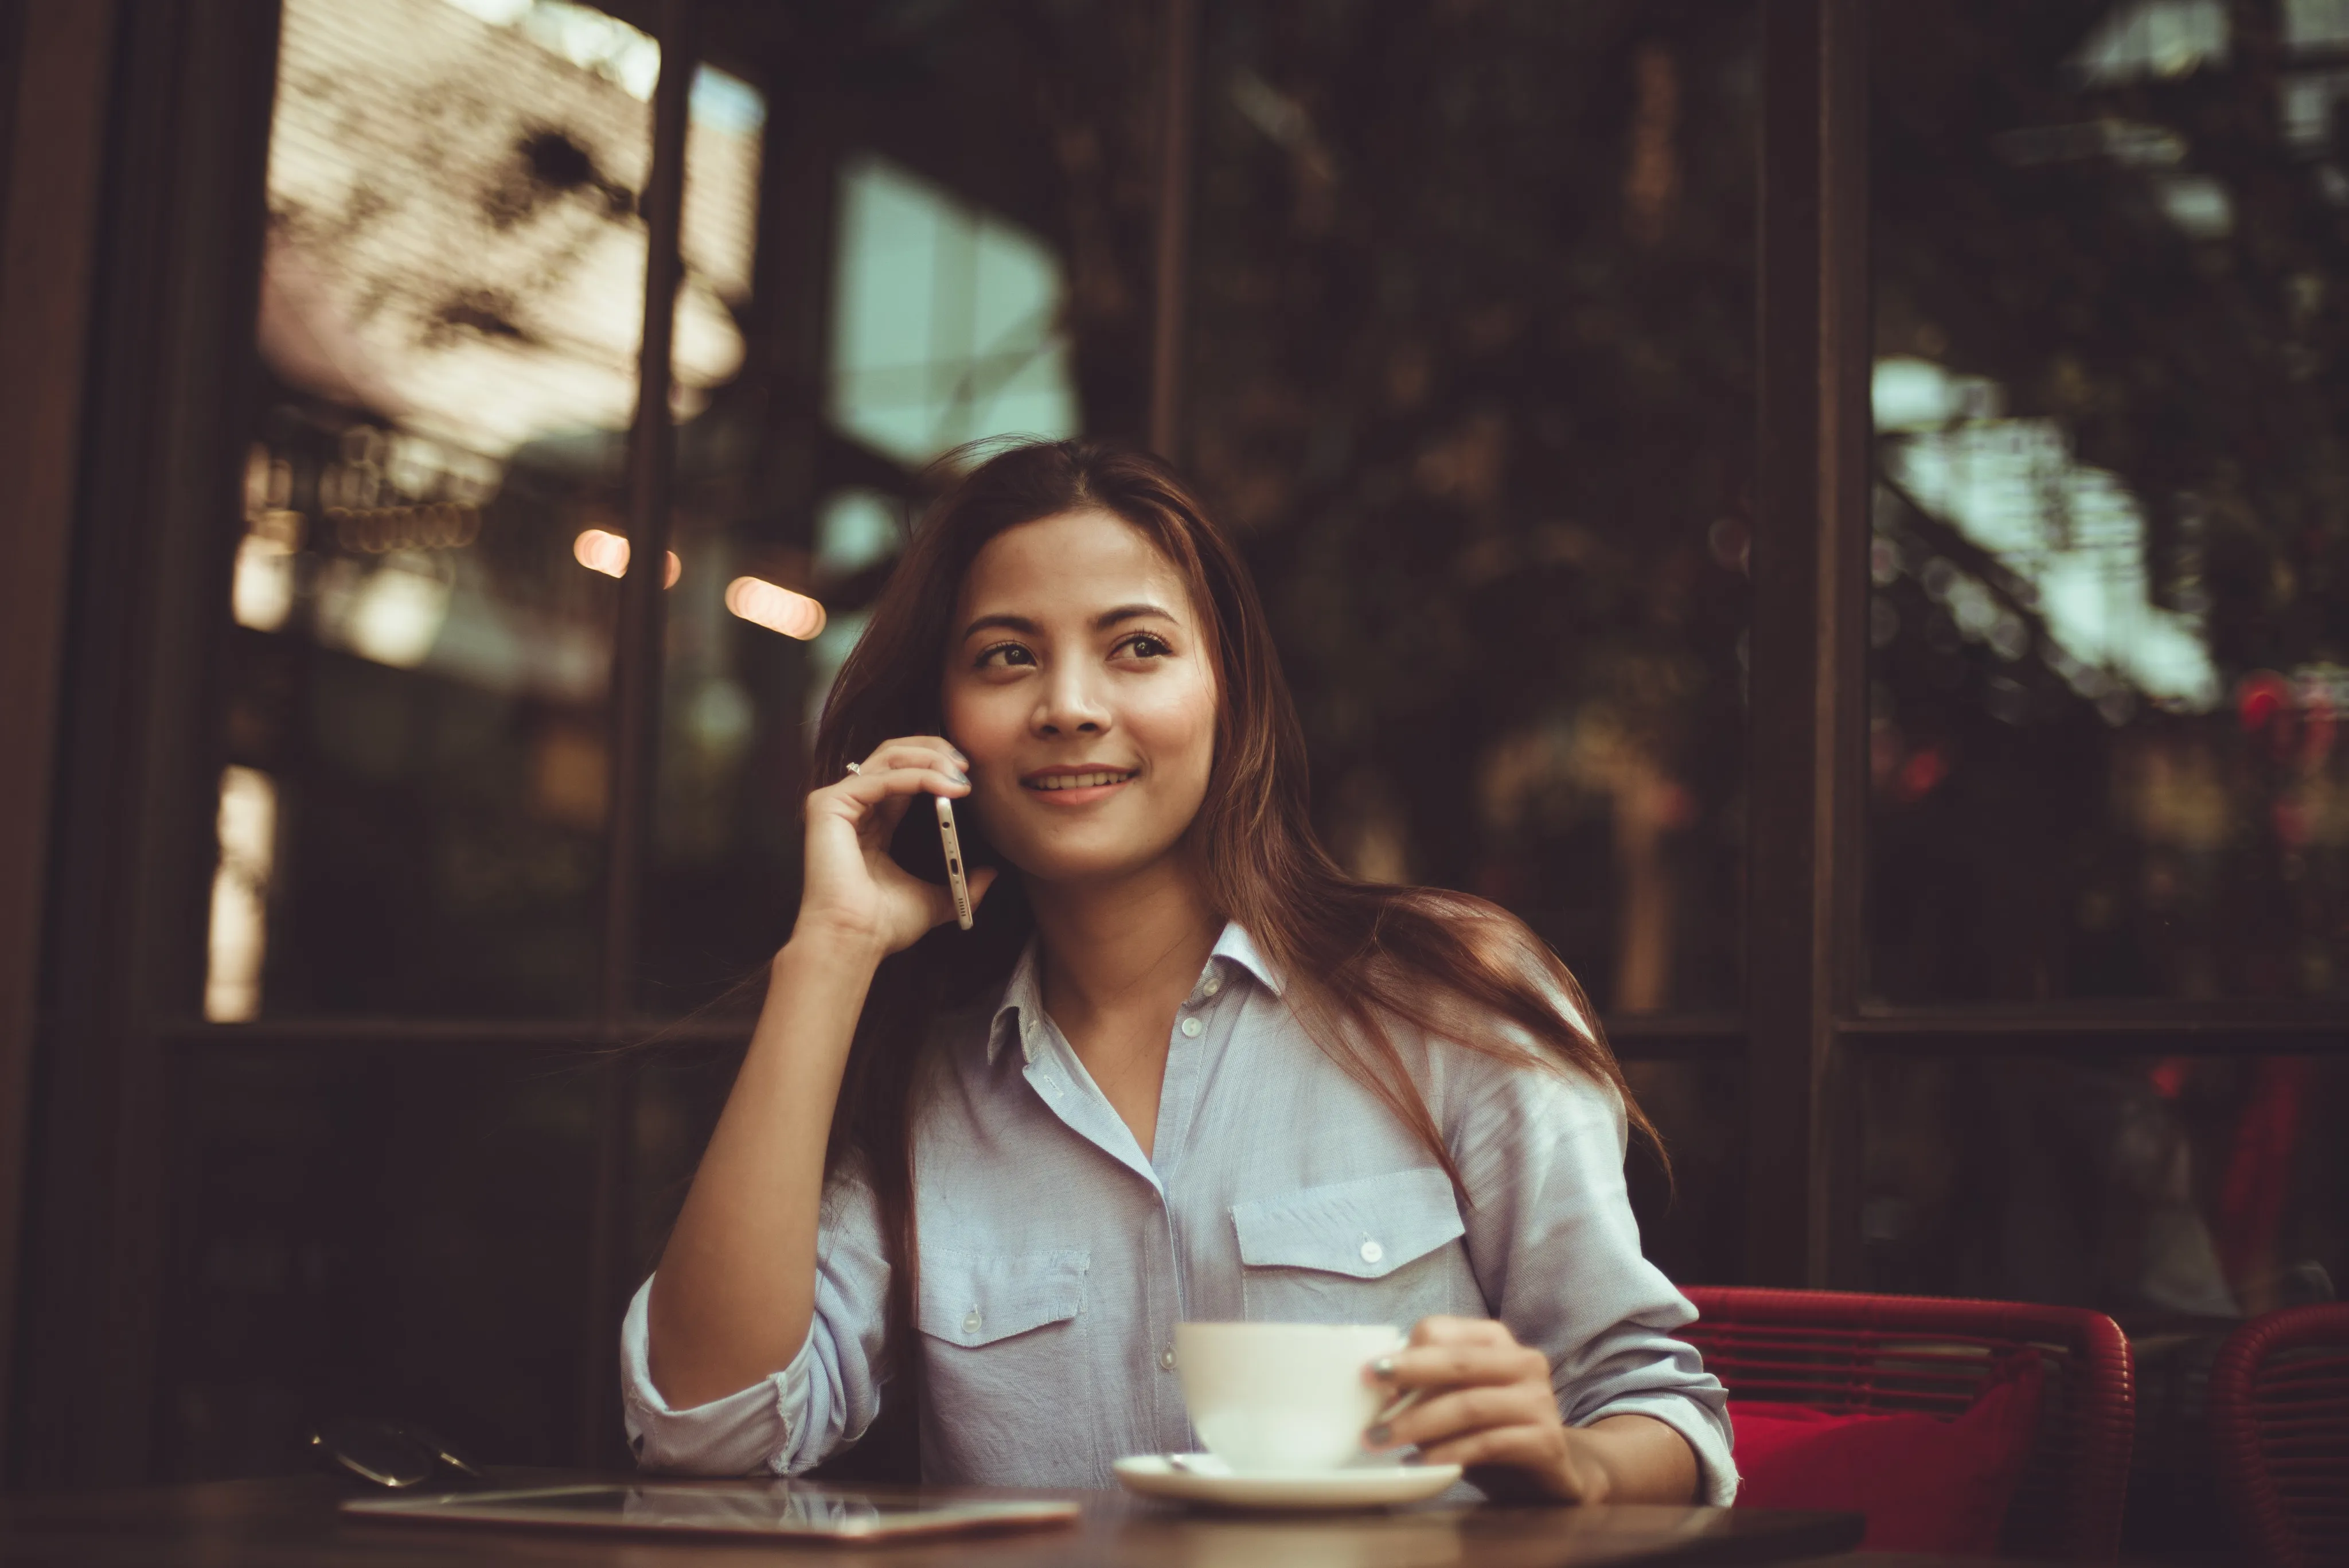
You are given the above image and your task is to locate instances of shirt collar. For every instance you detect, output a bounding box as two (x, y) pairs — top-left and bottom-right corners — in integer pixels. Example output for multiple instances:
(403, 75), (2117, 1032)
(985, 918), (1285, 1066)
(1206, 920), (1284, 996)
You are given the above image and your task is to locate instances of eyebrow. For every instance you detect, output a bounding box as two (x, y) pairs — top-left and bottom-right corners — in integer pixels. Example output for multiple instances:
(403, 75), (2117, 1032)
(959, 603), (1180, 641)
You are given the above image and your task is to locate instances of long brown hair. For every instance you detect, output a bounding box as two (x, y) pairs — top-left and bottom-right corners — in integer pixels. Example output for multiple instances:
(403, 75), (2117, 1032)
(810, 438), (1660, 1372)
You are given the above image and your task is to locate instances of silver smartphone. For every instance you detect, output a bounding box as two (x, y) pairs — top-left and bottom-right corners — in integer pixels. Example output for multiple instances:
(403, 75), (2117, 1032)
(935, 794), (974, 930)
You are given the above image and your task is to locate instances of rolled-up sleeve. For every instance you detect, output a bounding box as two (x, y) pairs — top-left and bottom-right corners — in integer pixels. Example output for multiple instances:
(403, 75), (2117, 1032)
(1450, 1051), (1739, 1505)
(620, 1173), (893, 1476)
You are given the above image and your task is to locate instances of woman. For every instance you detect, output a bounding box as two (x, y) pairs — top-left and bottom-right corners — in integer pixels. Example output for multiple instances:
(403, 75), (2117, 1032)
(623, 440), (1735, 1504)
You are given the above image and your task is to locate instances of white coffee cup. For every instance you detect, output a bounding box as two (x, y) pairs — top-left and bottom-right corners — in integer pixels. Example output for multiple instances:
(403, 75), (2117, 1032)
(1173, 1321), (1403, 1473)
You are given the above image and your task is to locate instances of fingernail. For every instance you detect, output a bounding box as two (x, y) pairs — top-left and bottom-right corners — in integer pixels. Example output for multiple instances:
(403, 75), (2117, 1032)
(950, 771), (970, 785)
(1371, 1356), (1396, 1378)
(1365, 1424), (1391, 1445)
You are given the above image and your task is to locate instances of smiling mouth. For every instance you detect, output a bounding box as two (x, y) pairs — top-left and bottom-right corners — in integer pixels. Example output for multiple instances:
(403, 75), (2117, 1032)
(1023, 769), (1138, 791)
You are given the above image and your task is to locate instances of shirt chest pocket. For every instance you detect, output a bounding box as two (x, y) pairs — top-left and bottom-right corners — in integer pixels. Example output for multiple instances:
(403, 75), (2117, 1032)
(917, 1247), (1090, 1349)
(914, 1249), (1098, 1472)
(1229, 1167), (1477, 1328)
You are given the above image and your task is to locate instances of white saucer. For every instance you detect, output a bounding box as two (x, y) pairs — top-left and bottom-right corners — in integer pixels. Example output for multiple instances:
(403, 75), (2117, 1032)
(1111, 1455), (1463, 1511)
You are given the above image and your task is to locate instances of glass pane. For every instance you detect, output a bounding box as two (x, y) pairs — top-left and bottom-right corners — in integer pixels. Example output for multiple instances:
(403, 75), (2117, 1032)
(1870, 1), (2349, 1004)
(637, 9), (1158, 1008)
(158, 1045), (600, 1479)
(1183, 1), (1757, 1014)
(210, 0), (673, 1016)
(1622, 1059), (1746, 1285)
(827, 154), (1083, 467)
(1862, 1050), (2348, 1309)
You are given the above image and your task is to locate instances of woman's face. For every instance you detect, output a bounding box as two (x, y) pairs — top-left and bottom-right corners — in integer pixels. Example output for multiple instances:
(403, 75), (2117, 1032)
(941, 508), (1219, 887)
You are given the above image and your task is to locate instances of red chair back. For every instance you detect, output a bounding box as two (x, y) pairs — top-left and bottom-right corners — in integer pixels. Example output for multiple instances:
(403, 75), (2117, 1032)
(2209, 1302), (2349, 1568)
(1681, 1286), (2134, 1562)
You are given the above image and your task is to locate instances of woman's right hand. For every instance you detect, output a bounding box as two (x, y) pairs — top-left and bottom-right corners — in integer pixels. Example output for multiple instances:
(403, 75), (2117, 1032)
(794, 735), (998, 958)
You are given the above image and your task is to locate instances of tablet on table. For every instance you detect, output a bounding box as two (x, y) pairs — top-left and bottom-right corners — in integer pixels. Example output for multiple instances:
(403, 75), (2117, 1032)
(343, 1481), (1083, 1543)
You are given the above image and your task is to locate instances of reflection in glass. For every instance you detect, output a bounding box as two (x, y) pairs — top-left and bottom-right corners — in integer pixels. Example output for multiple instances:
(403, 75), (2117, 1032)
(1870, 1), (2349, 1004)
(266, 0), (694, 451)
(204, 767), (279, 1022)
(1859, 1054), (2346, 1320)
(1621, 1060), (1745, 1285)
(615, 1484), (881, 1530)
(828, 155), (1081, 467)
(1186, 2), (1756, 1015)
(211, 0), (677, 1015)
(678, 63), (766, 419)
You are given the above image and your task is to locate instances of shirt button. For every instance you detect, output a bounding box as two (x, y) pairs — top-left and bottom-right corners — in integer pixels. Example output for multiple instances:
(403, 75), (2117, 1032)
(963, 1310), (982, 1335)
(1203, 976), (1222, 996)
(1180, 1016), (1204, 1038)
(1359, 1239), (1384, 1265)
(1159, 1348), (1177, 1371)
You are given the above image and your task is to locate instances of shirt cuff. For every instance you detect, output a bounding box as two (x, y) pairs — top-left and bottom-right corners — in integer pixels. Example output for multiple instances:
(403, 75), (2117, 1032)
(619, 1274), (814, 1476)
(1577, 1393), (1741, 1507)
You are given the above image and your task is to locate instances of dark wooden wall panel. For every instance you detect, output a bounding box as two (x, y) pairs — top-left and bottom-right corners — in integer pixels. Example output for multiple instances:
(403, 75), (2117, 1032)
(0, 0), (123, 1482)
(9, 0), (278, 1490)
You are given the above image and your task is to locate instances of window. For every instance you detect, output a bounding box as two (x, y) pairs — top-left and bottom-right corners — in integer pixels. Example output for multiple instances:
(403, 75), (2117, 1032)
(1185, 0), (1758, 1274)
(1860, 0), (2349, 1338)
(1870, 0), (2349, 1010)
(214, 0), (668, 1017)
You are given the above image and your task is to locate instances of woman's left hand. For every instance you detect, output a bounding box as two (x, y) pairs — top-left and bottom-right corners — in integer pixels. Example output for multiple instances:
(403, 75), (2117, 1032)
(1364, 1316), (1611, 1503)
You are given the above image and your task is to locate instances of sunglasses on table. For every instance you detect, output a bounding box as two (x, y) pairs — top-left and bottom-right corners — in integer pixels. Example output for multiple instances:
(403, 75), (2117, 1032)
(309, 1417), (486, 1490)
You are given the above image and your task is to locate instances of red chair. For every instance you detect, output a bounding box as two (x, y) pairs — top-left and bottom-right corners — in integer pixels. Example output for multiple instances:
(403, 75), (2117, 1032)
(1681, 1286), (2135, 1562)
(2208, 1302), (2349, 1567)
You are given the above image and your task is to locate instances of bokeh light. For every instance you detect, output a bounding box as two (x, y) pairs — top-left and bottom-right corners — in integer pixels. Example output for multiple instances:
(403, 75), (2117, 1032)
(572, 528), (680, 586)
(724, 576), (826, 639)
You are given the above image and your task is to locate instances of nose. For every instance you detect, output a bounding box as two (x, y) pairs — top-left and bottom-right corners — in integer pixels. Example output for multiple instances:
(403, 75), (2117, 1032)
(1032, 661), (1113, 738)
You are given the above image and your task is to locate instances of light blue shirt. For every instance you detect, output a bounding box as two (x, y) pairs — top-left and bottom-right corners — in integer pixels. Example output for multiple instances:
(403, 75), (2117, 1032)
(621, 922), (1738, 1503)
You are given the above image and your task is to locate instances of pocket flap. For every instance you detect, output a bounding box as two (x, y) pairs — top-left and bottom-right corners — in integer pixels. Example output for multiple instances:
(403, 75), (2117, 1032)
(1231, 1167), (1465, 1279)
(916, 1249), (1088, 1347)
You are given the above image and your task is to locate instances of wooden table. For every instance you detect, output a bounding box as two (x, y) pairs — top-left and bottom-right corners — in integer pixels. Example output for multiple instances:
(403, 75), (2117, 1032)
(0, 1472), (1864, 1566)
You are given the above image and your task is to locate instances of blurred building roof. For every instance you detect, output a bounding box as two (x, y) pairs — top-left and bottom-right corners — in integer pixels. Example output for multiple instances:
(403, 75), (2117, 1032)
(262, 0), (757, 458)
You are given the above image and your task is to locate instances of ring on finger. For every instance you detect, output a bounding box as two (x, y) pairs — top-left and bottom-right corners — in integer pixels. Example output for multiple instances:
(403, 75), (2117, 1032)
(844, 761), (861, 776)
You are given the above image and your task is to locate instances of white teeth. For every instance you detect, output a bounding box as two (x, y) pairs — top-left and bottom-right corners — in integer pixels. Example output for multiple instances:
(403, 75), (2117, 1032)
(1031, 770), (1133, 790)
